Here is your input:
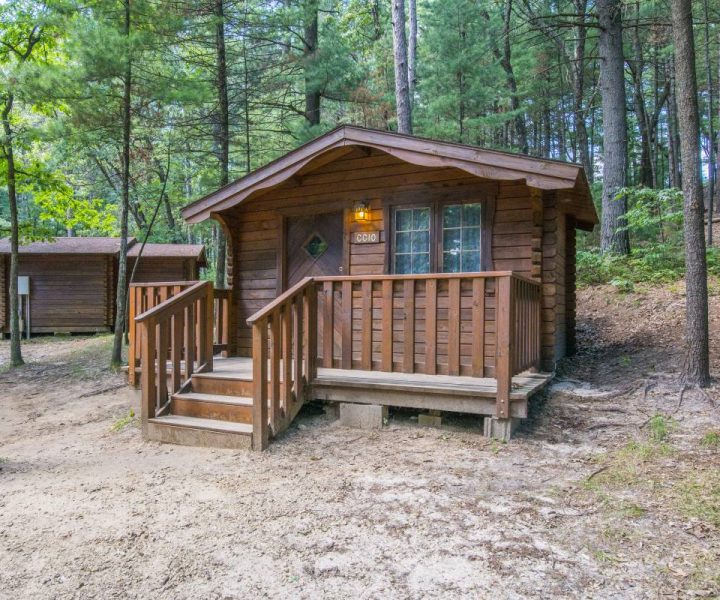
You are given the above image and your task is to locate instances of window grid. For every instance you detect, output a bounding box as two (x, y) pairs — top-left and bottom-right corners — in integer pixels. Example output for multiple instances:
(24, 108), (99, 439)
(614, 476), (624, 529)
(394, 207), (431, 274)
(442, 203), (482, 273)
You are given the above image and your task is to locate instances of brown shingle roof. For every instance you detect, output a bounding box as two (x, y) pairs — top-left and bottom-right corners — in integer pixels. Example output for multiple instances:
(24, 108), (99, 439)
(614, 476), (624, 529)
(128, 243), (206, 264)
(0, 237), (134, 255)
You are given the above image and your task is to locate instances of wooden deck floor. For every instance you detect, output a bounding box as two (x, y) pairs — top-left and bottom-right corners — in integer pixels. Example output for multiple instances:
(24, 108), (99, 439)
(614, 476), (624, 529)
(200, 357), (550, 418)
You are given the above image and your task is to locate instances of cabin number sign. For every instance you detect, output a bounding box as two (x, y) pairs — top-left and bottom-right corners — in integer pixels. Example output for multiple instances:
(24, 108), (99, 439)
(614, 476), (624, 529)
(352, 231), (380, 244)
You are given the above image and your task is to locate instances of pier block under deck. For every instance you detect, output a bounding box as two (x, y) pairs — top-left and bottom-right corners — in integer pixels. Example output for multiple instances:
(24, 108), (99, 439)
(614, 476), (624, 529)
(339, 403), (388, 430)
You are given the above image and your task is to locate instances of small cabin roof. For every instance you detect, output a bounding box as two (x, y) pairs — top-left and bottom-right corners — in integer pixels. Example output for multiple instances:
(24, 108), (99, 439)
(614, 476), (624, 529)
(0, 237), (206, 264)
(181, 125), (598, 229)
(128, 243), (207, 265)
(0, 237), (131, 255)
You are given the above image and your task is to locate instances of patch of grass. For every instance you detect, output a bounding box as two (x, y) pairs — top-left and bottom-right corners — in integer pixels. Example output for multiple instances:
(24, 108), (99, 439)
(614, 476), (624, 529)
(593, 549), (620, 564)
(700, 430), (720, 448)
(676, 470), (720, 529)
(111, 409), (138, 432)
(648, 413), (675, 443)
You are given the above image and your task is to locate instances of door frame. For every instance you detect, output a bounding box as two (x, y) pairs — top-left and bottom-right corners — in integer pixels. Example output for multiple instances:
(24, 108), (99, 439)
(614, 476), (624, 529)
(277, 208), (350, 293)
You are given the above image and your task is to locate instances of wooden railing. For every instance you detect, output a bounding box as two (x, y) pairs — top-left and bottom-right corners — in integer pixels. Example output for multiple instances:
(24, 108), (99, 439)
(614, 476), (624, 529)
(247, 272), (541, 448)
(135, 281), (214, 423)
(128, 282), (230, 385)
(247, 278), (317, 451)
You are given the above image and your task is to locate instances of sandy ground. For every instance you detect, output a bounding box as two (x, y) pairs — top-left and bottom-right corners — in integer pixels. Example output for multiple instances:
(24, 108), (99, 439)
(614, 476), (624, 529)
(0, 284), (719, 599)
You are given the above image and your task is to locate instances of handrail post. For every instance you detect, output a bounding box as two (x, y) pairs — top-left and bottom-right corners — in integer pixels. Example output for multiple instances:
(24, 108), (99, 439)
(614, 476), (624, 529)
(495, 274), (514, 418)
(204, 282), (214, 371)
(305, 282), (318, 383)
(252, 319), (269, 450)
(140, 319), (156, 426)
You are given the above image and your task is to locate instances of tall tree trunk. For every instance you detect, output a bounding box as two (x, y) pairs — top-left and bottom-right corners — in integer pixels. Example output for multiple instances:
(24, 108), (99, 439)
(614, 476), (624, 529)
(2, 95), (23, 367)
(597, 0), (630, 254)
(704, 0), (714, 246)
(668, 59), (681, 188)
(111, 0), (132, 367)
(407, 0), (417, 105)
(670, 0), (711, 386)
(500, 0), (528, 153)
(303, 0), (320, 126)
(391, 0), (412, 134)
(572, 0), (591, 180)
(214, 0), (229, 288)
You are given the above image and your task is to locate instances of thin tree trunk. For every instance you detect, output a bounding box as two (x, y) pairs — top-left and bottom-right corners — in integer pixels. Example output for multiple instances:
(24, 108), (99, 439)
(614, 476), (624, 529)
(2, 95), (23, 366)
(407, 0), (417, 105)
(668, 59), (681, 188)
(500, 0), (528, 153)
(214, 0), (229, 288)
(303, 0), (320, 126)
(391, 0), (412, 134)
(670, 0), (711, 386)
(597, 0), (630, 254)
(572, 0), (591, 180)
(111, 0), (132, 367)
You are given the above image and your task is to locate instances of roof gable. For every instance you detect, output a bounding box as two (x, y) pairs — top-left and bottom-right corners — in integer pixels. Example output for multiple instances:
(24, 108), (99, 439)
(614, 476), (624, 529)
(181, 125), (597, 227)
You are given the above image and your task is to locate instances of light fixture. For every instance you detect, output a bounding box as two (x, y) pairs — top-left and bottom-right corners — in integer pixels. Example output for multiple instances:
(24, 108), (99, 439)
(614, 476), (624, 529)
(354, 200), (370, 222)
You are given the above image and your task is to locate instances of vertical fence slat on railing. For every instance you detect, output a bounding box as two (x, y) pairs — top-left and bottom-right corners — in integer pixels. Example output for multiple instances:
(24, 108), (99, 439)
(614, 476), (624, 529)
(171, 312), (182, 393)
(341, 280), (352, 369)
(322, 281), (333, 368)
(204, 285), (214, 372)
(361, 280), (372, 370)
(448, 278), (461, 376)
(157, 321), (169, 412)
(403, 279), (415, 373)
(282, 301), (292, 409)
(495, 274), (513, 419)
(472, 277), (485, 377)
(184, 303), (195, 380)
(305, 285), (317, 384)
(381, 280), (393, 371)
(140, 319), (156, 422)
(270, 313), (281, 426)
(293, 295), (304, 402)
(425, 278), (437, 375)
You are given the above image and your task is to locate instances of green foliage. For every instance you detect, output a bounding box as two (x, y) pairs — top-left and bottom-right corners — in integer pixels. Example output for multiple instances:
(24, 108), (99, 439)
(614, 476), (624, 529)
(700, 431), (720, 448)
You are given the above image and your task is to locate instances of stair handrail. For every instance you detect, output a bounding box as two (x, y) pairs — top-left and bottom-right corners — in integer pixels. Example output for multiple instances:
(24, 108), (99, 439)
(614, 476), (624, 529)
(135, 280), (215, 427)
(247, 276), (317, 450)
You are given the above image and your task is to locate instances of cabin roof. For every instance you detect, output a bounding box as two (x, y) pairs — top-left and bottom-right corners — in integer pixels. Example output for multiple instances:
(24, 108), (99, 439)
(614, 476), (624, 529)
(0, 237), (206, 263)
(181, 124), (598, 229)
(0, 237), (130, 255)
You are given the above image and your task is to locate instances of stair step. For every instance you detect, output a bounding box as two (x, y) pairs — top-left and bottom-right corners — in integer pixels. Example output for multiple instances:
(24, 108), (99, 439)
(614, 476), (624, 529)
(147, 415), (252, 450)
(172, 391), (253, 406)
(191, 373), (254, 396)
(171, 392), (253, 424)
(149, 415), (253, 435)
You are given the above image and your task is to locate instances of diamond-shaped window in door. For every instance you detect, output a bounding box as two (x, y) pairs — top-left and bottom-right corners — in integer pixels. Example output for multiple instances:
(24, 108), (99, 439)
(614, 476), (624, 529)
(303, 232), (329, 259)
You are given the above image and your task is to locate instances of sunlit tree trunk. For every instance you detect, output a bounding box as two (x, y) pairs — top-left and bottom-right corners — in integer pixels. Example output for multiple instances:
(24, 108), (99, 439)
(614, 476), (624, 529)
(213, 0), (229, 288)
(670, 0), (711, 386)
(392, 0), (412, 134)
(597, 0), (630, 254)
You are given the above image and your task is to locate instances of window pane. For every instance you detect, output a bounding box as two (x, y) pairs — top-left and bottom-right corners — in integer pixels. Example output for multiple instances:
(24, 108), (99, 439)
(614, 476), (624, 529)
(462, 227), (480, 250)
(443, 205), (461, 228)
(412, 252), (430, 274)
(396, 209), (413, 232)
(443, 251), (460, 273)
(395, 254), (412, 274)
(443, 228), (461, 252)
(463, 203), (481, 226)
(396, 231), (411, 253)
(414, 208), (430, 230)
(412, 230), (430, 253)
(462, 251), (480, 272)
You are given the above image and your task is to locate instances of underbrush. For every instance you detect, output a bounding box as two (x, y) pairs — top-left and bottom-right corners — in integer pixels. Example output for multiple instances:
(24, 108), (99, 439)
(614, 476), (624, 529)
(577, 246), (720, 291)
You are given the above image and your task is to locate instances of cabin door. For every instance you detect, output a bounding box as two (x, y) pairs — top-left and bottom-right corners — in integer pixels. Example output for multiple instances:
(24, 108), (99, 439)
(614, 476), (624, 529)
(285, 211), (344, 288)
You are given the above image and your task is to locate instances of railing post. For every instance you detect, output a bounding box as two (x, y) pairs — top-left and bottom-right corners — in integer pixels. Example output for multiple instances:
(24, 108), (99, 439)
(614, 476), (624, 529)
(128, 286), (137, 386)
(252, 320), (269, 451)
(140, 319), (156, 424)
(495, 274), (514, 418)
(204, 282), (214, 371)
(305, 283), (318, 382)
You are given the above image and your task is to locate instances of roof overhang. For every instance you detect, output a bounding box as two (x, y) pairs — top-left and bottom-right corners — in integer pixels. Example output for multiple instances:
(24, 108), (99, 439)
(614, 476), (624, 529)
(181, 125), (598, 228)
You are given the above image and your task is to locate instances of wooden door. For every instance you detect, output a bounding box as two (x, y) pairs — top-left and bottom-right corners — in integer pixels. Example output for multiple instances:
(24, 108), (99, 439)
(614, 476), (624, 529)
(285, 211), (344, 288)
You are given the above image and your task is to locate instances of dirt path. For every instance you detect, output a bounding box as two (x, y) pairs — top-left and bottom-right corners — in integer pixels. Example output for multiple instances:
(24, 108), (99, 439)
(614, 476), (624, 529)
(0, 284), (718, 599)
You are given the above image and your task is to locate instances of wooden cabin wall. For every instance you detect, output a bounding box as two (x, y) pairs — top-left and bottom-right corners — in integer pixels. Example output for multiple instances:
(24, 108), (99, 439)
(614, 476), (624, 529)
(224, 148), (574, 372)
(17, 255), (112, 333)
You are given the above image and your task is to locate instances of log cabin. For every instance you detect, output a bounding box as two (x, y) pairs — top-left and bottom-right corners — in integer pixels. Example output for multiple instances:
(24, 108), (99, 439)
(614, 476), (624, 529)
(0, 237), (205, 335)
(128, 126), (598, 449)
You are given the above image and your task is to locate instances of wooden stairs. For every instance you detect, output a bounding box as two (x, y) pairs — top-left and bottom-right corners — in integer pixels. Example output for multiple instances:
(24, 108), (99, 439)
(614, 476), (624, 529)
(145, 370), (255, 450)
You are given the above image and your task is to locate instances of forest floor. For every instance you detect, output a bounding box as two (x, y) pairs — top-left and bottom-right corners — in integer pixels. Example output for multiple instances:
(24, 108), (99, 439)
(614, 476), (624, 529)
(0, 282), (719, 599)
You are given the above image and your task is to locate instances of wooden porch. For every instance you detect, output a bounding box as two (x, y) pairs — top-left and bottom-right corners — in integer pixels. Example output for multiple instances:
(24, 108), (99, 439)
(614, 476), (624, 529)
(129, 271), (551, 450)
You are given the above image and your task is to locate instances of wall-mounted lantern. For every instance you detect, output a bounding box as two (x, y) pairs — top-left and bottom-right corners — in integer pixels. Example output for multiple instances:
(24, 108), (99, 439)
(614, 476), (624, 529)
(354, 200), (370, 222)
